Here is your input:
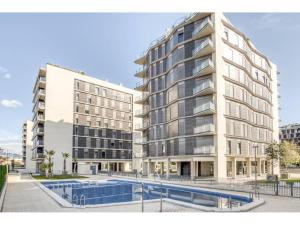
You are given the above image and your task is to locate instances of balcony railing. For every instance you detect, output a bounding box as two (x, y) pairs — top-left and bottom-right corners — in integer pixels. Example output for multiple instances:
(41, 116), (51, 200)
(135, 122), (149, 131)
(194, 123), (215, 134)
(134, 92), (150, 103)
(194, 145), (215, 155)
(192, 38), (214, 57)
(193, 79), (214, 95)
(135, 106), (150, 117)
(193, 102), (215, 114)
(134, 137), (148, 144)
(192, 58), (214, 77)
(192, 17), (213, 38)
(135, 78), (149, 90)
(135, 66), (147, 78)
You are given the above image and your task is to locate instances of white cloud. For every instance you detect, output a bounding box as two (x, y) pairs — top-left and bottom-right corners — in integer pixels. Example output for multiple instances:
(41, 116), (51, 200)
(3, 73), (11, 79)
(0, 99), (23, 108)
(0, 66), (11, 79)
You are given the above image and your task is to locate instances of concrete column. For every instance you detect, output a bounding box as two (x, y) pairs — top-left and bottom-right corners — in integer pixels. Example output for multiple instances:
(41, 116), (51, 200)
(166, 159), (170, 179)
(247, 158), (251, 177)
(177, 162), (181, 175)
(191, 161), (195, 180)
(160, 162), (164, 175)
(232, 158), (236, 178)
(261, 160), (265, 174)
(195, 161), (199, 178)
(116, 162), (119, 172)
(147, 161), (150, 176)
(257, 158), (261, 176)
(107, 162), (110, 172)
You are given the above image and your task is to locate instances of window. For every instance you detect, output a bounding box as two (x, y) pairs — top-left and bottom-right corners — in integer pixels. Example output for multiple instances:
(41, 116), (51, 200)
(178, 32), (184, 43)
(97, 121), (101, 127)
(238, 142), (242, 155)
(227, 140), (232, 154)
(75, 104), (79, 112)
(95, 87), (100, 95)
(224, 29), (229, 40)
(87, 120), (91, 126)
(76, 81), (80, 90)
(76, 93), (79, 101)
(102, 89), (107, 97)
(75, 118), (79, 124)
(88, 97), (92, 104)
(84, 105), (89, 114)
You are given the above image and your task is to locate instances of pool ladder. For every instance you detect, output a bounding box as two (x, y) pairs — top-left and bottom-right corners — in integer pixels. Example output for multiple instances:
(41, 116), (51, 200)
(72, 194), (86, 207)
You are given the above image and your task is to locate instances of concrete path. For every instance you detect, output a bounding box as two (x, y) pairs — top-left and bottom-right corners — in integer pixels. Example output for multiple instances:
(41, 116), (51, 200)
(3, 174), (300, 212)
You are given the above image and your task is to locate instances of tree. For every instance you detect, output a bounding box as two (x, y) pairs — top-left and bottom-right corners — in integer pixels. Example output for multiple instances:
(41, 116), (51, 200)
(62, 152), (70, 175)
(45, 150), (55, 178)
(279, 141), (300, 171)
(265, 141), (280, 175)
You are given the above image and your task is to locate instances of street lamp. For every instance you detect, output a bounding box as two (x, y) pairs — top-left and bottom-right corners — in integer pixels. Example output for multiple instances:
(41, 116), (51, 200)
(253, 144), (258, 197)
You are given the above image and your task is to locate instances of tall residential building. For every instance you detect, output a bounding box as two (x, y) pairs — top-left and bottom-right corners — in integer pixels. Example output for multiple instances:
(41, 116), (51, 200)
(279, 124), (300, 145)
(31, 64), (142, 174)
(22, 120), (34, 170)
(134, 12), (279, 180)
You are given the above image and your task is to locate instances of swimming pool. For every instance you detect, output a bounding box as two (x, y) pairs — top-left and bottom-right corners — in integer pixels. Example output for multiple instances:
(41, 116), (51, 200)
(41, 179), (253, 209)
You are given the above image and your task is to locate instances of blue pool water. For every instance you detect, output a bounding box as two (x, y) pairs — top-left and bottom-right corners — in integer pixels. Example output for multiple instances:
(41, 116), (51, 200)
(41, 179), (252, 208)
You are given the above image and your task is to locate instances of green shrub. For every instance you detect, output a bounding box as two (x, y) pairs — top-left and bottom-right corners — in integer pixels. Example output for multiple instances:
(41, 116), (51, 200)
(0, 165), (8, 194)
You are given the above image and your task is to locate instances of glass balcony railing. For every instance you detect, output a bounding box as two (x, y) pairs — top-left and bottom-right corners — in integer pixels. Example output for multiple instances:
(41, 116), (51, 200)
(192, 38), (213, 57)
(192, 17), (213, 38)
(192, 58), (214, 76)
(135, 122), (149, 130)
(135, 106), (150, 117)
(193, 80), (214, 95)
(135, 78), (149, 90)
(135, 66), (147, 77)
(134, 92), (150, 103)
(36, 140), (44, 146)
(135, 137), (148, 144)
(194, 145), (215, 155)
(194, 123), (215, 134)
(193, 102), (215, 114)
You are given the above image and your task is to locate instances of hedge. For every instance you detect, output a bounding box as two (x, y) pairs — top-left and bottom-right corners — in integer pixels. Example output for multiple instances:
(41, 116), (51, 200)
(0, 165), (7, 194)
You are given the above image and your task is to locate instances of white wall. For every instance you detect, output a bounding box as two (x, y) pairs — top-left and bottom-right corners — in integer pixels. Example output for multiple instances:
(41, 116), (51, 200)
(25, 120), (35, 172)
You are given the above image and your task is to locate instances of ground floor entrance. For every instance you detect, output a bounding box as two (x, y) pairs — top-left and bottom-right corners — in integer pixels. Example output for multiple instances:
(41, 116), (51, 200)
(143, 158), (215, 180)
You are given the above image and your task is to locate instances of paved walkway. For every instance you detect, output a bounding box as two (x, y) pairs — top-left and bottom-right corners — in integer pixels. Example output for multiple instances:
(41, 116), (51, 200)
(2, 174), (300, 212)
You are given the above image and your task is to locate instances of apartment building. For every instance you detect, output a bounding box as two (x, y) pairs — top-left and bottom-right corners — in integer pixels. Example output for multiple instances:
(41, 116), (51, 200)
(31, 64), (142, 174)
(134, 12), (280, 180)
(22, 120), (34, 171)
(279, 124), (300, 145)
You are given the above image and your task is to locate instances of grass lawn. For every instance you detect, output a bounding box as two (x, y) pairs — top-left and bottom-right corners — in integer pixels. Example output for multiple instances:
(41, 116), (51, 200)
(252, 178), (300, 184)
(32, 174), (88, 180)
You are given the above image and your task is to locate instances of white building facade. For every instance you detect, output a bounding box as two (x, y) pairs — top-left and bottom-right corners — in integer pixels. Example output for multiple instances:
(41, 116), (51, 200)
(31, 64), (142, 174)
(134, 12), (280, 180)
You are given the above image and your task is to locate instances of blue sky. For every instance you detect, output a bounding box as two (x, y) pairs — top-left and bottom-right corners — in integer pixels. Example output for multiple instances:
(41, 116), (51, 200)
(0, 13), (299, 154)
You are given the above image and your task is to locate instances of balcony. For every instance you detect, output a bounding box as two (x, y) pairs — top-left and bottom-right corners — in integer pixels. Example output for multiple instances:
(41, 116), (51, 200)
(134, 137), (148, 145)
(135, 78), (149, 91)
(33, 101), (45, 113)
(32, 152), (45, 161)
(134, 51), (147, 65)
(192, 58), (215, 77)
(193, 102), (215, 115)
(194, 123), (215, 134)
(33, 88), (46, 103)
(134, 66), (148, 78)
(193, 79), (214, 96)
(134, 92), (149, 104)
(135, 106), (150, 118)
(193, 38), (214, 58)
(135, 122), (150, 131)
(193, 145), (215, 155)
(35, 140), (44, 146)
(192, 17), (214, 39)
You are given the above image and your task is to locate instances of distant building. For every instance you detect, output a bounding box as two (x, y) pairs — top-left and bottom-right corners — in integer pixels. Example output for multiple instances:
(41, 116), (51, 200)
(30, 64), (142, 174)
(279, 124), (300, 145)
(22, 120), (34, 171)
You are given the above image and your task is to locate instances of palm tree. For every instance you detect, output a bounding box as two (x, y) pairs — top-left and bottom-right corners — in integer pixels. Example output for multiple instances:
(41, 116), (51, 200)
(45, 149), (55, 178)
(62, 152), (70, 175)
(73, 157), (78, 175)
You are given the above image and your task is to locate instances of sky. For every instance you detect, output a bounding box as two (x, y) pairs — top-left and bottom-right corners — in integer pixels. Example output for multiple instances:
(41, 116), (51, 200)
(0, 13), (299, 154)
